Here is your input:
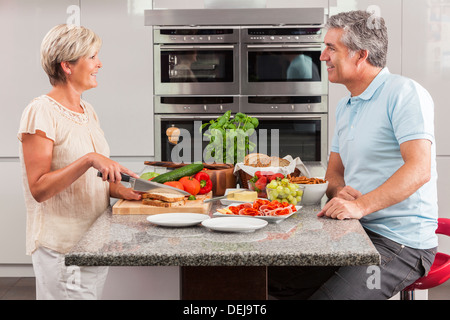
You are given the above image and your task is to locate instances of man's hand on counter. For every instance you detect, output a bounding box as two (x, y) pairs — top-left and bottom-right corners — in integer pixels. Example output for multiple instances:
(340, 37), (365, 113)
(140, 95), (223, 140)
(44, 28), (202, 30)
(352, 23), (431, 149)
(317, 185), (364, 220)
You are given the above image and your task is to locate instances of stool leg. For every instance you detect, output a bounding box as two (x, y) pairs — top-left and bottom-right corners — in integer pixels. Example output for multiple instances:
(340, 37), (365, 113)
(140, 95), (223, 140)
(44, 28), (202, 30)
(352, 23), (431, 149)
(400, 290), (414, 300)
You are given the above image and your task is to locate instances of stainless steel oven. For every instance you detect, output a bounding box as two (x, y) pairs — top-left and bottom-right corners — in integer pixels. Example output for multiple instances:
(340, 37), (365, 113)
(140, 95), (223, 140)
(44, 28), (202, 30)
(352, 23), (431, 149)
(148, 9), (329, 167)
(240, 95), (328, 164)
(154, 96), (240, 163)
(153, 27), (240, 95)
(155, 97), (327, 165)
(241, 26), (327, 96)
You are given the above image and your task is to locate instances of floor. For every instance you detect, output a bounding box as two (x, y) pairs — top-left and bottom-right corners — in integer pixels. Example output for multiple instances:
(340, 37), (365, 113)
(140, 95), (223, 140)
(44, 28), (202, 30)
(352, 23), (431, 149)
(1, 277), (449, 300)
(0, 278), (36, 300)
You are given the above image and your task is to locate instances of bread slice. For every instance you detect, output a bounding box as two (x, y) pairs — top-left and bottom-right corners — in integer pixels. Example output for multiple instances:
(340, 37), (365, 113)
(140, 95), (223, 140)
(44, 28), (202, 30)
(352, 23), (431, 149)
(142, 192), (185, 203)
(142, 198), (185, 207)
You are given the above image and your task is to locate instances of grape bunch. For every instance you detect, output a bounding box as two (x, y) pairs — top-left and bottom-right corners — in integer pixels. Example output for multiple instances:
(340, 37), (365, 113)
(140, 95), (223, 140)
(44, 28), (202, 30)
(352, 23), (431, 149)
(266, 178), (303, 205)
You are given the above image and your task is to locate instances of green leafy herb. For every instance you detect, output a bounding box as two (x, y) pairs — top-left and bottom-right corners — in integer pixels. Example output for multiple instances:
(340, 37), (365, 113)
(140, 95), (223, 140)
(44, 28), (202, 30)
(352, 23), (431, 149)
(201, 111), (259, 164)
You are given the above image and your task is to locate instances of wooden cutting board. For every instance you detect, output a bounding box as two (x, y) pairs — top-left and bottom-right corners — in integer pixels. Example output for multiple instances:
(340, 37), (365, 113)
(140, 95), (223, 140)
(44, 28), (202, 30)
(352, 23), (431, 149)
(112, 192), (212, 215)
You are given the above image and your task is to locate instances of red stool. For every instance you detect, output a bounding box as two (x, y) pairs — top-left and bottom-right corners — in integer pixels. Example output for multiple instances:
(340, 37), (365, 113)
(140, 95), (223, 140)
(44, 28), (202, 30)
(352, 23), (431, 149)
(400, 218), (450, 300)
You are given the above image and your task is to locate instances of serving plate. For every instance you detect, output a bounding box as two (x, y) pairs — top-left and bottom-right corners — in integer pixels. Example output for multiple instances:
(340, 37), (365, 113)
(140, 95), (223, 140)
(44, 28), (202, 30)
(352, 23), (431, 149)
(146, 212), (210, 227)
(201, 217), (268, 233)
(213, 203), (302, 223)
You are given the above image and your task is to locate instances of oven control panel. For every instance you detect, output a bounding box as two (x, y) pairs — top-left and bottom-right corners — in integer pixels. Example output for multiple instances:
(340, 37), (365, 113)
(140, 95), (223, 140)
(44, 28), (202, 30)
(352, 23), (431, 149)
(154, 27), (240, 44)
(248, 35), (322, 42)
(242, 26), (324, 43)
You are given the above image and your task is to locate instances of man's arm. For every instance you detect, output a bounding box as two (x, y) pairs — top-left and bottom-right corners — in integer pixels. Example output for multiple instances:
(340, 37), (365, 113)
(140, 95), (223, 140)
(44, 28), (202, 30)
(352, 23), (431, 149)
(318, 139), (432, 220)
(324, 151), (346, 199)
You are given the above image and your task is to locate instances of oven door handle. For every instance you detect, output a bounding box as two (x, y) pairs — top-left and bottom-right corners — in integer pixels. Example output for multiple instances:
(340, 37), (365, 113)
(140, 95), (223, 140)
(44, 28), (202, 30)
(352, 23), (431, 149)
(246, 44), (322, 49)
(157, 115), (224, 120)
(160, 45), (235, 50)
(158, 114), (325, 119)
(247, 114), (325, 120)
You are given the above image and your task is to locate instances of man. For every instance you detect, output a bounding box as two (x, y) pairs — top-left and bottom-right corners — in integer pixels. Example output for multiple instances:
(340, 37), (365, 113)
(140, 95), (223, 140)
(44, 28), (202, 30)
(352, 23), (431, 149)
(269, 10), (438, 300)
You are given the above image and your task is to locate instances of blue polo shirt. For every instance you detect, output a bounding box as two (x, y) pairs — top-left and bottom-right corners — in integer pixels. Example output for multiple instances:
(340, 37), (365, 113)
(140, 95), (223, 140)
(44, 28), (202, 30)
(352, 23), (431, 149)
(331, 68), (438, 249)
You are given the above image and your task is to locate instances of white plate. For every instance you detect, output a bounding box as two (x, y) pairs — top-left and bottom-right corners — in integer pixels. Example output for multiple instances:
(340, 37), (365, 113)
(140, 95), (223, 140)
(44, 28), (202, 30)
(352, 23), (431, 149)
(146, 213), (210, 227)
(220, 188), (257, 205)
(214, 203), (302, 223)
(201, 217), (268, 233)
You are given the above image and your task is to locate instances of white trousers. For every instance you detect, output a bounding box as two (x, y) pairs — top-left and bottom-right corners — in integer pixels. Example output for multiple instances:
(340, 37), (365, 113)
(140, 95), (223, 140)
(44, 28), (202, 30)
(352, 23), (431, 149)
(31, 246), (109, 300)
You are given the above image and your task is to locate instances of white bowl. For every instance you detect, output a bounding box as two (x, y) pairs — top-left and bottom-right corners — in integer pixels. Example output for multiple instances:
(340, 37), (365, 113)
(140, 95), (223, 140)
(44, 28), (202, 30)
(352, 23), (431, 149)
(299, 181), (328, 205)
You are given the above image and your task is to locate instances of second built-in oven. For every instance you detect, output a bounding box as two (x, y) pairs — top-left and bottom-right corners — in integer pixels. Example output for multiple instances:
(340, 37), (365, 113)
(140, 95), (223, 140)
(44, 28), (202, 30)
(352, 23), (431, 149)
(153, 27), (240, 95)
(241, 26), (327, 96)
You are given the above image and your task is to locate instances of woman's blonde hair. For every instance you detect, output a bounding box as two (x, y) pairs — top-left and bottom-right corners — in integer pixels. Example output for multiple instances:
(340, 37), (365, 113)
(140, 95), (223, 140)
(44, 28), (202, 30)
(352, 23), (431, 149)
(40, 24), (102, 85)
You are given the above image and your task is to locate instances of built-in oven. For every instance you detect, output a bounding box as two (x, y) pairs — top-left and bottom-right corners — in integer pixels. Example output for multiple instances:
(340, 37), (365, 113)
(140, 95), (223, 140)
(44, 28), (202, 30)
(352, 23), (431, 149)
(153, 27), (240, 95)
(240, 95), (328, 164)
(155, 97), (327, 165)
(241, 26), (327, 96)
(154, 96), (240, 163)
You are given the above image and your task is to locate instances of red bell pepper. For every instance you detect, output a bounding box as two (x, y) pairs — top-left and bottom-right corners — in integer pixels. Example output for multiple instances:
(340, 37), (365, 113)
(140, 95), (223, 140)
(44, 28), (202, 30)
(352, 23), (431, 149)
(193, 171), (213, 194)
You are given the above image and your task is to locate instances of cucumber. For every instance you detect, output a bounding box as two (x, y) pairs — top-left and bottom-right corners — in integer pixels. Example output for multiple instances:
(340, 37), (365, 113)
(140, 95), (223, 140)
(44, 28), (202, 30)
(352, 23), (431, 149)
(151, 163), (204, 184)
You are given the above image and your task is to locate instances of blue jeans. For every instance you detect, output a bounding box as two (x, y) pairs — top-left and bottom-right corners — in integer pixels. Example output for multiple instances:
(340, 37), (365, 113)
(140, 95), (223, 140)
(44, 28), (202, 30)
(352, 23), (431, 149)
(268, 229), (436, 300)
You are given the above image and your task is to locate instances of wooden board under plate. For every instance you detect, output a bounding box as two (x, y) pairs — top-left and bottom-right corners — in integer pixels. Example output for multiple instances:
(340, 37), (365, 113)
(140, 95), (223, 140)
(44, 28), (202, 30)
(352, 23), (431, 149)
(112, 192), (212, 215)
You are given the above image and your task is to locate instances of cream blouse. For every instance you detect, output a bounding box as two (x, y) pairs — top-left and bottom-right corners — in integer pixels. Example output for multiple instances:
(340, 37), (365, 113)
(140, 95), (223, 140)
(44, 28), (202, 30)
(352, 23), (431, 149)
(18, 95), (110, 255)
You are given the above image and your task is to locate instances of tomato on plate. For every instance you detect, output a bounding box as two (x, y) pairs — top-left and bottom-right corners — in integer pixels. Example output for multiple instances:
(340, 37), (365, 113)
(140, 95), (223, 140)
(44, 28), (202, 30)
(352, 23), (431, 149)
(179, 176), (201, 195)
(163, 181), (185, 191)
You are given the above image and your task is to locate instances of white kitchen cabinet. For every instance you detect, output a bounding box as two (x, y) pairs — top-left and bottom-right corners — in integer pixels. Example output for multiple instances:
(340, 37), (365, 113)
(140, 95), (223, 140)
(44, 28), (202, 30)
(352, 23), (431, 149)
(153, 0), (204, 9)
(401, 1), (450, 256)
(102, 266), (179, 299)
(266, 0), (328, 9)
(437, 157), (450, 220)
(0, 0), (80, 157)
(437, 157), (450, 253)
(402, 0), (450, 156)
(0, 161), (29, 264)
(0, 0), (80, 269)
(81, 0), (154, 157)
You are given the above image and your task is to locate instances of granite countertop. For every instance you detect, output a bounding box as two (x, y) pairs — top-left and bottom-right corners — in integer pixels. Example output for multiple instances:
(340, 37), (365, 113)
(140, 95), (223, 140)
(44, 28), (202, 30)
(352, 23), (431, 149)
(65, 199), (380, 267)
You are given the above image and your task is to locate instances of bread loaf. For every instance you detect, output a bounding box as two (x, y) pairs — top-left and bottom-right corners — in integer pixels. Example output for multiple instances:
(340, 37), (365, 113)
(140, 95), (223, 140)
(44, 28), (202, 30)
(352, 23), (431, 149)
(267, 156), (290, 167)
(244, 153), (290, 167)
(244, 153), (270, 167)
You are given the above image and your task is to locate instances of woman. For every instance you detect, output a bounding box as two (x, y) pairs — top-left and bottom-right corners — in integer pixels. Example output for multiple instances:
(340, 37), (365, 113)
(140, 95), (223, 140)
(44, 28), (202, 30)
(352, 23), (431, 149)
(17, 24), (141, 299)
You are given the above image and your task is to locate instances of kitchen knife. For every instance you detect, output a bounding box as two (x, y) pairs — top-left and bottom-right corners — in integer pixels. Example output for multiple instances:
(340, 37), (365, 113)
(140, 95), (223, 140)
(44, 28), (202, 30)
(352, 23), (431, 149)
(97, 172), (191, 196)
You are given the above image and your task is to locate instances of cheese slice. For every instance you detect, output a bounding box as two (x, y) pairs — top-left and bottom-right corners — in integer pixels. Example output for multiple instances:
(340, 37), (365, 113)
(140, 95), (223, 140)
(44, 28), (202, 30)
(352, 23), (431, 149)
(228, 191), (258, 202)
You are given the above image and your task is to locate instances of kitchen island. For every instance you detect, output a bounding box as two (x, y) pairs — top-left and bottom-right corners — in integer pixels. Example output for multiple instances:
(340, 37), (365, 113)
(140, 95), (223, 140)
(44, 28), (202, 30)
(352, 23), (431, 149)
(65, 199), (380, 299)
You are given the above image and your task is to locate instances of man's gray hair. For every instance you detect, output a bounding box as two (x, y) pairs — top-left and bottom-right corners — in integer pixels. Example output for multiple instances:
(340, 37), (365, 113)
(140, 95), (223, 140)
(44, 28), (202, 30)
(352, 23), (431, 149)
(325, 10), (388, 68)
